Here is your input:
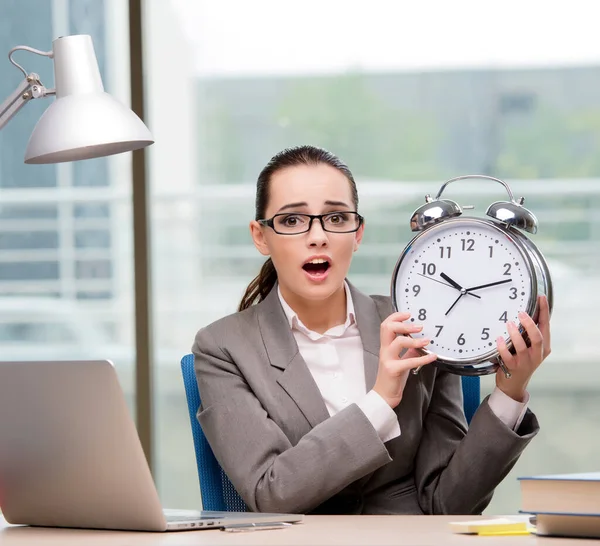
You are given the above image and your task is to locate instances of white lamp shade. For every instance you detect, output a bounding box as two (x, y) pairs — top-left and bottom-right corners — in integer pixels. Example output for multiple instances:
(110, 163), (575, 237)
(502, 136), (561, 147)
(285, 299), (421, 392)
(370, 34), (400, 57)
(24, 92), (153, 164)
(24, 34), (153, 164)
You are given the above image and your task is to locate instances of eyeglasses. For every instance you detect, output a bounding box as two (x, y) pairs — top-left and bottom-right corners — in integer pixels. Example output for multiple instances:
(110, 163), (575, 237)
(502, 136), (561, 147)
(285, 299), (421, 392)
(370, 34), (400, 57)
(258, 211), (364, 235)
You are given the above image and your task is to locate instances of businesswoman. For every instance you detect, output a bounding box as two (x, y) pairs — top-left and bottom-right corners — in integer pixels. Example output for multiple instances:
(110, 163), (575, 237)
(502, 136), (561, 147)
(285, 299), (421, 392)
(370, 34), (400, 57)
(192, 145), (551, 515)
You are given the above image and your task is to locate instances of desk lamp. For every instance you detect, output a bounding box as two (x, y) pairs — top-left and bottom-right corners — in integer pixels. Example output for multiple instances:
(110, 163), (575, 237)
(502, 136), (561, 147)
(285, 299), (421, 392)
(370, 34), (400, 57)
(0, 34), (153, 164)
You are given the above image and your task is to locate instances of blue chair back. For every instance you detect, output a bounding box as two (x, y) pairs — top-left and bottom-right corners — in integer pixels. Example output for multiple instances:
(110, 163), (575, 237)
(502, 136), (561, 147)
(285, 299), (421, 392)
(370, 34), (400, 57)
(180, 354), (247, 511)
(181, 353), (480, 512)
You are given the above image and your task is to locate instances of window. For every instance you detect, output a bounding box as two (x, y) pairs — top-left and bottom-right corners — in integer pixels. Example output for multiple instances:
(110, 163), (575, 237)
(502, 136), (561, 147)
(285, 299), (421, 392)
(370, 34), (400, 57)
(0, 231), (59, 250)
(74, 202), (111, 218)
(75, 259), (113, 279)
(146, 1), (599, 514)
(0, 322), (76, 343)
(74, 229), (112, 249)
(0, 205), (58, 219)
(0, 261), (59, 281)
(0, 1), (135, 412)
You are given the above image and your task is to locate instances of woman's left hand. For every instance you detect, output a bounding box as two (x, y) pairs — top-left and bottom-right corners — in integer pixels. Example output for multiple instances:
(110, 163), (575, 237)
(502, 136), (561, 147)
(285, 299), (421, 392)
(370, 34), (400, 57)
(495, 295), (551, 402)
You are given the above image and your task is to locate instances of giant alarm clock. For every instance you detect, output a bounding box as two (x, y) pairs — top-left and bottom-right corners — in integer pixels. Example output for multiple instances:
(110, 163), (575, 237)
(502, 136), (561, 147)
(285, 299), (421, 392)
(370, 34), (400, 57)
(391, 175), (553, 377)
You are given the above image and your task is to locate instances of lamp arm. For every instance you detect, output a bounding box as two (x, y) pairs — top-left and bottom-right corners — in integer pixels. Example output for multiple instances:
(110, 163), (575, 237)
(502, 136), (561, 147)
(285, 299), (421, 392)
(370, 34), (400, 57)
(9, 45), (53, 77)
(0, 45), (55, 130)
(0, 73), (54, 131)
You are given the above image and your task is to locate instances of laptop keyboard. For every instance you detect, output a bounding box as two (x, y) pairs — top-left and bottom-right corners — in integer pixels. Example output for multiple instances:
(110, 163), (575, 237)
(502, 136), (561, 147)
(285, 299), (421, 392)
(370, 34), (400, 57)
(165, 514), (217, 522)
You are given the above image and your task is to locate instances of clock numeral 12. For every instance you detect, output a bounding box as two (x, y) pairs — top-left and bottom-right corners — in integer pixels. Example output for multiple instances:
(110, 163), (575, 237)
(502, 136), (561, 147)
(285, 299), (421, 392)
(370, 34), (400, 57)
(461, 238), (475, 251)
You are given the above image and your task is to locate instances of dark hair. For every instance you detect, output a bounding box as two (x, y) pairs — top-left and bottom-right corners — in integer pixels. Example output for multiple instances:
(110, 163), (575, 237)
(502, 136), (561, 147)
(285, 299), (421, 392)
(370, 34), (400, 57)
(238, 145), (359, 311)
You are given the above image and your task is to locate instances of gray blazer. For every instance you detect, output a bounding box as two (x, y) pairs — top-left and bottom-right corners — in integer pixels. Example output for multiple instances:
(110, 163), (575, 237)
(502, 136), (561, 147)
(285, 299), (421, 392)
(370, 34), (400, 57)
(192, 282), (539, 515)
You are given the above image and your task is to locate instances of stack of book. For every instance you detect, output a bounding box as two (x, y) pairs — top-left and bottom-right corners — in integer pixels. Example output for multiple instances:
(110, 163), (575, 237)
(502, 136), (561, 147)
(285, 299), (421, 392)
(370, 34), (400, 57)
(519, 472), (600, 538)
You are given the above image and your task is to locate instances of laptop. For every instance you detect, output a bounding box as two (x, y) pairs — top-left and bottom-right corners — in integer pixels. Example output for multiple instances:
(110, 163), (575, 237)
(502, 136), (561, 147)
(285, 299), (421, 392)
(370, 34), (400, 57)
(0, 359), (303, 532)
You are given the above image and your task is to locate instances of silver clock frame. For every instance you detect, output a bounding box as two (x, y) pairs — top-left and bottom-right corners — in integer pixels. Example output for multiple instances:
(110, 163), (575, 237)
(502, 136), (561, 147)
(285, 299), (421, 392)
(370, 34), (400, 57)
(391, 175), (554, 377)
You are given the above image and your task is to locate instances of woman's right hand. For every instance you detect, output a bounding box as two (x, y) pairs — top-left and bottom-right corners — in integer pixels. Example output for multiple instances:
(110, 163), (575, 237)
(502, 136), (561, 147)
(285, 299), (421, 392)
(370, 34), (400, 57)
(373, 312), (438, 409)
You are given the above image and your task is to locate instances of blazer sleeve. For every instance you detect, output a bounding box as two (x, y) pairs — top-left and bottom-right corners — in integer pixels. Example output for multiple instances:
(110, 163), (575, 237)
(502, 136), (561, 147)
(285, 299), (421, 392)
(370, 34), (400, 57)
(192, 327), (392, 514)
(414, 369), (539, 515)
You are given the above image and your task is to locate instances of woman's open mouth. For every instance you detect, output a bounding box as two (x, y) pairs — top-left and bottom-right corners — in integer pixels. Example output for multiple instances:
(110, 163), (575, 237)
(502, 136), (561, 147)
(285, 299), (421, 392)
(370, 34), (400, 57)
(302, 258), (330, 282)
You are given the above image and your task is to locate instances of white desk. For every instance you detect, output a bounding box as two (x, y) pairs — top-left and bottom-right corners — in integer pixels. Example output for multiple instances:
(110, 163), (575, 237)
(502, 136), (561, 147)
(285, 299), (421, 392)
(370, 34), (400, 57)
(1, 514), (597, 545)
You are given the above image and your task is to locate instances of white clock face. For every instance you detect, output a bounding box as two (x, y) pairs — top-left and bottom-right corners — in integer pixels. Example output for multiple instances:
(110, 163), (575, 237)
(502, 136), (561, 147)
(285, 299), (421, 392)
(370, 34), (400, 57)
(393, 219), (533, 363)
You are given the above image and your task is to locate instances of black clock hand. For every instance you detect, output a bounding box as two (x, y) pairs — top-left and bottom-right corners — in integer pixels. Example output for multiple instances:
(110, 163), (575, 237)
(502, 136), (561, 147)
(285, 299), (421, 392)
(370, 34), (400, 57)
(466, 278), (513, 292)
(445, 293), (464, 316)
(416, 274), (481, 299)
(440, 272), (463, 291)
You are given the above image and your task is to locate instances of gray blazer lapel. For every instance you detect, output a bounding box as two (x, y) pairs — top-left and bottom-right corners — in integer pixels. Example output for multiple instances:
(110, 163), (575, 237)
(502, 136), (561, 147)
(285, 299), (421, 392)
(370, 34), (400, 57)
(257, 287), (330, 428)
(348, 281), (383, 391)
(347, 282), (390, 489)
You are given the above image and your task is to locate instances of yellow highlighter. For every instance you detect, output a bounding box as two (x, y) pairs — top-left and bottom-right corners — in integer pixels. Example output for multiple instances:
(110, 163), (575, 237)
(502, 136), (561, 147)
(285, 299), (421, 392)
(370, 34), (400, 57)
(477, 529), (530, 537)
(449, 518), (529, 535)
